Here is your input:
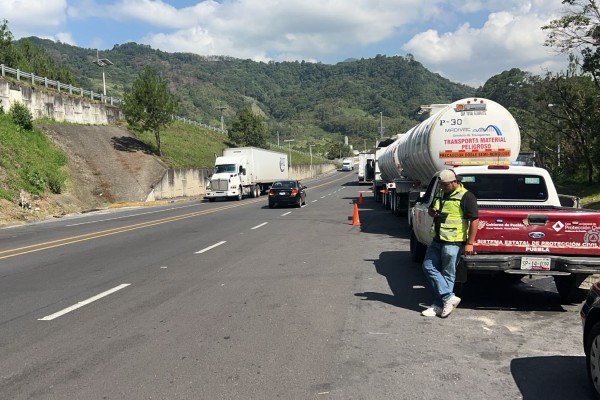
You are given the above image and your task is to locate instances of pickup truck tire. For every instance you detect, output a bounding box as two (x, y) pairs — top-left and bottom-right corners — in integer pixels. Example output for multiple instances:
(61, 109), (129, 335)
(555, 275), (587, 304)
(410, 231), (426, 263)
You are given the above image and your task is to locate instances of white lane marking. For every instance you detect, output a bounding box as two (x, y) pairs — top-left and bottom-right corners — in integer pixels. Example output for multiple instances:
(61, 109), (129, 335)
(281, 212), (292, 216)
(66, 204), (199, 227)
(38, 283), (131, 321)
(195, 240), (227, 254)
(311, 200), (318, 203)
(251, 222), (268, 230)
(320, 196), (326, 199)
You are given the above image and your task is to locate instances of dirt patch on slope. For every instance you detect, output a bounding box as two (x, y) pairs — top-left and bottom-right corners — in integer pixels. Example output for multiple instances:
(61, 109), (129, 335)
(0, 125), (167, 227)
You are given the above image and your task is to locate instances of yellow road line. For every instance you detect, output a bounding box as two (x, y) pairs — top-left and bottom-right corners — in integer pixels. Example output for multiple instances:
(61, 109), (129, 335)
(0, 173), (352, 260)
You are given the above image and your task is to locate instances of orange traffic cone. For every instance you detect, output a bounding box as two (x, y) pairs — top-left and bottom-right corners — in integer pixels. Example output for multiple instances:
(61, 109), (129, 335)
(358, 192), (363, 205)
(352, 203), (361, 226)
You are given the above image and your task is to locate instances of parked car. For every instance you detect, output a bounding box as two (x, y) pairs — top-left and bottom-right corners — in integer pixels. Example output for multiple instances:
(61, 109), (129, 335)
(581, 280), (600, 398)
(268, 180), (307, 208)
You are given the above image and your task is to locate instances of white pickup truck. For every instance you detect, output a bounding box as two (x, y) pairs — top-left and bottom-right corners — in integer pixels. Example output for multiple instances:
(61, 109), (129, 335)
(409, 164), (600, 302)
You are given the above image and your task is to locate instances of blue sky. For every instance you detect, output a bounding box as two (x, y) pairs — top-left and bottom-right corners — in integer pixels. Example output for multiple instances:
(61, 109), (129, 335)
(3, 0), (568, 87)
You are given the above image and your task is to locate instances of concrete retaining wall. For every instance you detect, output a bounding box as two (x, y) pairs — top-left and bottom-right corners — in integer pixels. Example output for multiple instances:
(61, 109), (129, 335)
(0, 78), (123, 124)
(147, 163), (338, 201)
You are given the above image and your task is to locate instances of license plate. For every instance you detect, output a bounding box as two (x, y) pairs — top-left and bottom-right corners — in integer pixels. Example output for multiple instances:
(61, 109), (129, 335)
(279, 192), (287, 195)
(520, 257), (551, 270)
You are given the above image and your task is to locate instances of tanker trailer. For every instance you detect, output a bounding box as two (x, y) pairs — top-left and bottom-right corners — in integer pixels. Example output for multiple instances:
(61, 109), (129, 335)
(378, 97), (521, 216)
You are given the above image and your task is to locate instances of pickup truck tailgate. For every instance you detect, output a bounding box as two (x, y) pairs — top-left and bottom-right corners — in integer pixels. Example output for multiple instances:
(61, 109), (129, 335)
(475, 208), (600, 256)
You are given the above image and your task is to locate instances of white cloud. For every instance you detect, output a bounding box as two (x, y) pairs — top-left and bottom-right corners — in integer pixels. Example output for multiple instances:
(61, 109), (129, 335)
(55, 32), (77, 45)
(1, 0), (67, 35)
(404, 5), (567, 86)
(3, 0), (573, 85)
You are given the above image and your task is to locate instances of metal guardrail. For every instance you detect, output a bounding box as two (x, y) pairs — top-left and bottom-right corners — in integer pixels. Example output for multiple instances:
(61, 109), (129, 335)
(270, 142), (327, 161)
(1, 64), (122, 106)
(0, 64), (227, 133)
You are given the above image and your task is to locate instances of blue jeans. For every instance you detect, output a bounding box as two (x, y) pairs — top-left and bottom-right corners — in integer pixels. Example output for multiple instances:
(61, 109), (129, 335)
(422, 240), (462, 307)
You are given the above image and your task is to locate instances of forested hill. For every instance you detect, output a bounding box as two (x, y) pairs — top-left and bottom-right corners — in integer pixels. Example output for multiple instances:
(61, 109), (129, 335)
(24, 37), (475, 147)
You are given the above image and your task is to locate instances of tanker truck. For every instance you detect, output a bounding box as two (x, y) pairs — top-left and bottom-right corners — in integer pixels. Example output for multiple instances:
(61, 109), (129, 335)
(377, 98), (521, 216)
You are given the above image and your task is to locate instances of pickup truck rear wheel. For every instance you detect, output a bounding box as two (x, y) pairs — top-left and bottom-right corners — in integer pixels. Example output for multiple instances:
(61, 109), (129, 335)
(410, 231), (426, 263)
(555, 275), (587, 304)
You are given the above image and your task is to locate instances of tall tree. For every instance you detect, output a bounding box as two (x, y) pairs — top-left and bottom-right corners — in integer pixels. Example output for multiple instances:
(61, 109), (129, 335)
(0, 19), (20, 68)
(228, 107), (268, 148)
(122, 67), (177, 156)
(542, 0), (600, 89)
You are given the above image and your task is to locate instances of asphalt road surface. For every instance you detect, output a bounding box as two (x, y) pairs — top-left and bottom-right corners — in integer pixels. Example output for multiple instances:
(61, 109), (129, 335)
(0, 171), (594, 399)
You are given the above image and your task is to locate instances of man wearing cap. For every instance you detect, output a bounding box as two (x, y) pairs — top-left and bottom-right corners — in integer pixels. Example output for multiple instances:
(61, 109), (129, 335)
(421, 169), (478, 318)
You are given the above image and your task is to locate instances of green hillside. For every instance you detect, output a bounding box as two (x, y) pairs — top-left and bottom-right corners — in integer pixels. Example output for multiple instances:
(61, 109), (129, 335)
(24, 38), (475, 150)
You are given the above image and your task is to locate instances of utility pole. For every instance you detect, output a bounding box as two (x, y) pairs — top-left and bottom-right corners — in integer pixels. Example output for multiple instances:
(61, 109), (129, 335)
(284, 139), (295, 169)
(309, 144), (316, 178)
(93, 49), (113, 96)
(217, 106), (227, 131)
(548, 104), (561, 167)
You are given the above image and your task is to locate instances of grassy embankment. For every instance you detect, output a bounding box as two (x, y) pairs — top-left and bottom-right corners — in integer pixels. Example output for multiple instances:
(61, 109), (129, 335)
(0, 113), (67, 202)
(0, 116), (325, 203)
(132, 121), (326, 168)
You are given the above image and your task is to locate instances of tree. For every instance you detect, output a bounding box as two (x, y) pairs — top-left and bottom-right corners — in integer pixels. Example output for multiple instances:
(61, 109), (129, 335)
(0, 19), (21, 68)
(326, 142), (353, 160)
(542, 0), (600, 89)
(228, 107), (268, 148)
(122, 67), (177, 156)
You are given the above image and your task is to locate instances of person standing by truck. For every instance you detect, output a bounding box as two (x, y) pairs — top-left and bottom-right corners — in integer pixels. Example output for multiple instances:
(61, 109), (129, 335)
(421, 169), (479, 318)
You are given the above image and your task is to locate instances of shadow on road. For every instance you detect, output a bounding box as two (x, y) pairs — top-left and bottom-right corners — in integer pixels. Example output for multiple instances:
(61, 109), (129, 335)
(459, 275), (568, 312)
(511, 356), (593, 399)
(356, 250), (430, 313)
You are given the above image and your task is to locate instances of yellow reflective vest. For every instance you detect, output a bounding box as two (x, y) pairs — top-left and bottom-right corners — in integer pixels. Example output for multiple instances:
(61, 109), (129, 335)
(431, 185), (469, 243)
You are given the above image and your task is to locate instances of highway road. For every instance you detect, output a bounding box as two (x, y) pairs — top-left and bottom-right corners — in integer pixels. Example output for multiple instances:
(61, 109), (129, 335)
(0, 170), (594, 399)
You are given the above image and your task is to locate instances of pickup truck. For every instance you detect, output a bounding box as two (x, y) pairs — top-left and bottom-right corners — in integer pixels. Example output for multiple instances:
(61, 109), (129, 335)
(409, 164), (600, 303)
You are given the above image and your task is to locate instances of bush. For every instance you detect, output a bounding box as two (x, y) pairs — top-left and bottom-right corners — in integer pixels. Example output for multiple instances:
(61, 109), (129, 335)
(21, 166), (45, 195)
(47, 170), (65, 194)
(9, 102), (33, 131)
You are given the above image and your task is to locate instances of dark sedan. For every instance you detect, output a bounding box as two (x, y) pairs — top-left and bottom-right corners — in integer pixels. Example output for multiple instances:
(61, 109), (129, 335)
(581, 280), (600, 398)
(268, 180), (307, 208)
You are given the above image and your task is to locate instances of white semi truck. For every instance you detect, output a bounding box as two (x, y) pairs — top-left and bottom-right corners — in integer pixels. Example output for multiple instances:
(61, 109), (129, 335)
(377, 98), (521, 216)
(205, 147), (289, 202)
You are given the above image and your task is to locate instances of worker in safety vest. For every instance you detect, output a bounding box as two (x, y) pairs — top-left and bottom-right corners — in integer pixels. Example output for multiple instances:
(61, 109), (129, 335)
(421, 169), (478, 318)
